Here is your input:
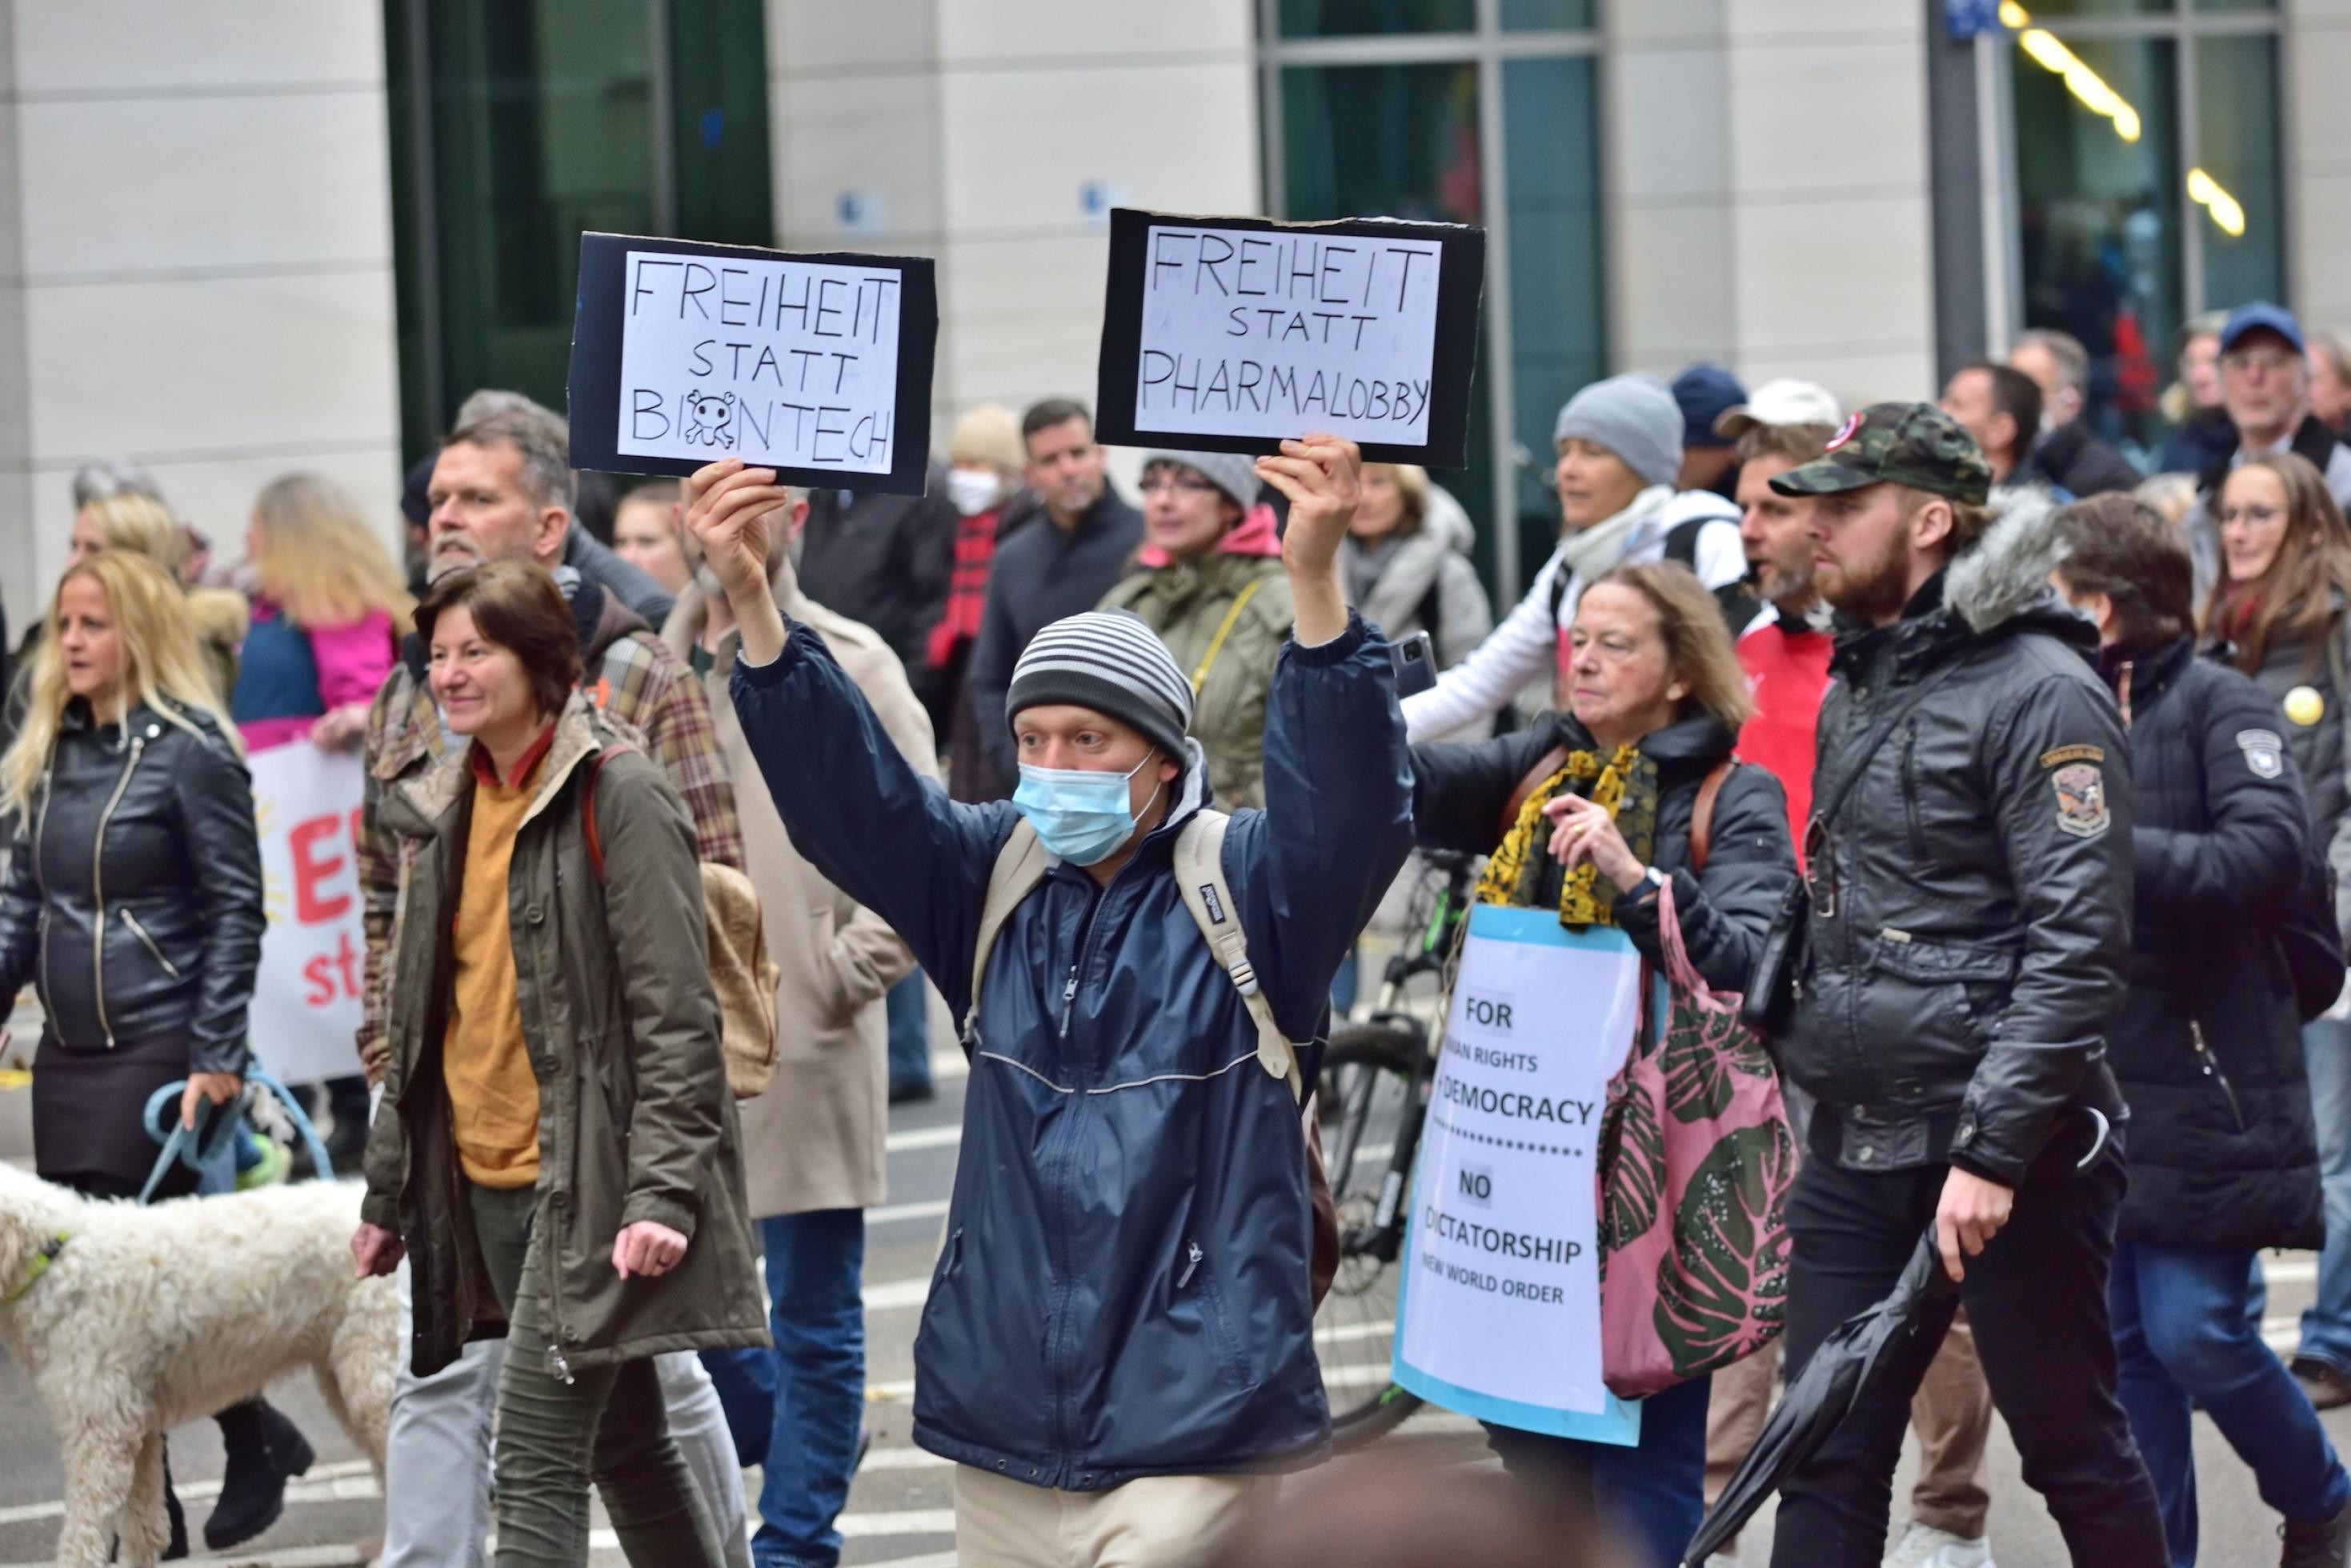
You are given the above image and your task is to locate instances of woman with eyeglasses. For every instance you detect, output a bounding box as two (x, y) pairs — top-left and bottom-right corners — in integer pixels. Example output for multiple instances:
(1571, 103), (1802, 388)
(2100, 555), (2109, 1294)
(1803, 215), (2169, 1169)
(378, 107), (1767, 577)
(1099, 450), (1292, 810)
(2205, 450), (2351, 1419)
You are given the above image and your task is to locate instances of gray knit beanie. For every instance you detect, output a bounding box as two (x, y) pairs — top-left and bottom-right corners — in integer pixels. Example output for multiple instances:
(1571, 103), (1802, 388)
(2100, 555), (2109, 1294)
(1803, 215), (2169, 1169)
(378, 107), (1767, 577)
(1138, 449), (1261, 511)
(1551, 374), (1685, 489)
(1006, 610), (1194, 762)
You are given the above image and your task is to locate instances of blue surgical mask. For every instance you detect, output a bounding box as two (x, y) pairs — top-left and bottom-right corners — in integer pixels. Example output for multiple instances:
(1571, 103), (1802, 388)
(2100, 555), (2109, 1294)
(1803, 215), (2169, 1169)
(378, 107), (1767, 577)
(1012, 753), (1163, 866)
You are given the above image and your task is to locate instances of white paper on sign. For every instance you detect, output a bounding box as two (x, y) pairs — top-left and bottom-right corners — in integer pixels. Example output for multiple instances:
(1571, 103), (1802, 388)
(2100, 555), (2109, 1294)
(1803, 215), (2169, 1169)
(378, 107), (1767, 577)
(615, 250), (903, 475)
(1394, 902), (1642, 1442)
(1133, 222), (1442, 446)
(246, 745), (367, 1086)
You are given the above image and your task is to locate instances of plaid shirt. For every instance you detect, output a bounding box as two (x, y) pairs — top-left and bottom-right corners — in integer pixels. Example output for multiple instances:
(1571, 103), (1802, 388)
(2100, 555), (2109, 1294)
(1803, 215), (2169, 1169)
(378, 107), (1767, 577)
(355, 626), (742, 1074)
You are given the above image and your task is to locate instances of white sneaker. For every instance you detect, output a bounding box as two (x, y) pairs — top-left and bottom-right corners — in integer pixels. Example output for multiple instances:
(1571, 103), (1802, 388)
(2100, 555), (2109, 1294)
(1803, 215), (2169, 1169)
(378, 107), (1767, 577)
(1882, 1521), (1994, 1568)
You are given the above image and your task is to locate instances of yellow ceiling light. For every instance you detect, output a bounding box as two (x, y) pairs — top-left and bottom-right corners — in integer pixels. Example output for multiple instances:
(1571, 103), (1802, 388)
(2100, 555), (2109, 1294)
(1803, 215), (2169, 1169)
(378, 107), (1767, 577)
(2188, 167), (2247, 238)
(2000, 0), (2030, 26)
(2016, 26), (2142, 142)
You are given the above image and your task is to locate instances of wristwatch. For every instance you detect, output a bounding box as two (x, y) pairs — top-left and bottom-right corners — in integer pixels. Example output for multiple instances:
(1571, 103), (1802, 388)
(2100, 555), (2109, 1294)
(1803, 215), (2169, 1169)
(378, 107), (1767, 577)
(1640, 866), (1668, 898)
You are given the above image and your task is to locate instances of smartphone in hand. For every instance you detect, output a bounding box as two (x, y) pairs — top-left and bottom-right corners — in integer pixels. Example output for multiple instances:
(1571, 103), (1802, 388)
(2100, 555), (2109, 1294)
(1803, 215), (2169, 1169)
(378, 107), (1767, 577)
(1388, 630), (1436, 698)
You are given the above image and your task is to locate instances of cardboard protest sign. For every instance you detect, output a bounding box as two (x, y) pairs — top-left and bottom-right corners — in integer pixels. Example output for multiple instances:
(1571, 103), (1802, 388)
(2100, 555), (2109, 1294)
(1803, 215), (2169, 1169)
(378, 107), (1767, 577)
(247, 745), (366, 1086)
(567, 232), (938, 494)
(1392, 903), (1642, 1444)
(1094, 209), (1484, 467)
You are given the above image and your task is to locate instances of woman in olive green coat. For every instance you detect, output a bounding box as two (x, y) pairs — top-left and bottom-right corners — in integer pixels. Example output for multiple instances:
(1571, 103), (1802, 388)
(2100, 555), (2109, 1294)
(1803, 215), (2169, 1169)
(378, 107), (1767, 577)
(353, 560), (765, 1568)
(1099, 449), (1295, 809)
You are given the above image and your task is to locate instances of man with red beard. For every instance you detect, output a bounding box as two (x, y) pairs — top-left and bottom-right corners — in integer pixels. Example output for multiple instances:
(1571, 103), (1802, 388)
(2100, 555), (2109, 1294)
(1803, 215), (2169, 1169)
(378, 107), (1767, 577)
(1756, 402), (2164, 1566)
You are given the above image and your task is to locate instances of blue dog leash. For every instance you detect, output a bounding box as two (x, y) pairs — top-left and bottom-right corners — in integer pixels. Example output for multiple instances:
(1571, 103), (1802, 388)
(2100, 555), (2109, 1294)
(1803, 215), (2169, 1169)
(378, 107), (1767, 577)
(138, 1068), (337, 1206)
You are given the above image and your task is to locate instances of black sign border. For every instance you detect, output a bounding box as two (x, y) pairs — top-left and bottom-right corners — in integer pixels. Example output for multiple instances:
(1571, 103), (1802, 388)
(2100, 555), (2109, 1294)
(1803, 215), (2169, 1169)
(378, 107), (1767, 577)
(567, 231), (938, 495)
(1093, 208), (1484, 470)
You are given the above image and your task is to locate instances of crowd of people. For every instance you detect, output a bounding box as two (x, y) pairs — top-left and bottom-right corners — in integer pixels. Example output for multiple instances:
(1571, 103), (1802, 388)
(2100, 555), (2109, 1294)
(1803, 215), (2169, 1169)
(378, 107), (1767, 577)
(2, 293), (2351, 1568)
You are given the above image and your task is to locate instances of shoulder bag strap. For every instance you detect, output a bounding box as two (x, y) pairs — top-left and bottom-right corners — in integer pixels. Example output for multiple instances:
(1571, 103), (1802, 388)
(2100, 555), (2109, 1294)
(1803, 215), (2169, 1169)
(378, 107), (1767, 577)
(1688, 760), (1732, 874)
(1805, 658), (1973, 838)
(966, 819), (1052, 1042)
(1500, 742), (1573, 842)
(1172, 810), (1300, 1099)
(1192, 578), (1269, 696)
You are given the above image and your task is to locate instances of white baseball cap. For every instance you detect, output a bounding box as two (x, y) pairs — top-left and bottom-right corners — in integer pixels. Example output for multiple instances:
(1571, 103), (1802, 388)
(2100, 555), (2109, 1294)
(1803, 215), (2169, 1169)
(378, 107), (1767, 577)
(1713, 378), (1843, 440)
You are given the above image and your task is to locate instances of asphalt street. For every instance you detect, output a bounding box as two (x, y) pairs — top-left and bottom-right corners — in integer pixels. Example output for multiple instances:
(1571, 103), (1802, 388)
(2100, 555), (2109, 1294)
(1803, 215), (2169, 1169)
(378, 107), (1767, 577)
(4, 1028), (2349, 1566)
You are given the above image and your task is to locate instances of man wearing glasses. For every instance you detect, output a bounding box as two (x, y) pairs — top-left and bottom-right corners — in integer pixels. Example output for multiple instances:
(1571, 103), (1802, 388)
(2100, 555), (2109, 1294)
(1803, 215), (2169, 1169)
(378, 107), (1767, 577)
(2188, 302), (2351, 601)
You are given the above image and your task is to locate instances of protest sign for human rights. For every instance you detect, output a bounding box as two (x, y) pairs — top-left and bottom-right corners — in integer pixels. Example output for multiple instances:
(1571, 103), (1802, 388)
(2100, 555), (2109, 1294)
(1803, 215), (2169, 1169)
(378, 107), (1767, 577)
(1094, 208), (1484, 468)
(567, 232), (938, 494)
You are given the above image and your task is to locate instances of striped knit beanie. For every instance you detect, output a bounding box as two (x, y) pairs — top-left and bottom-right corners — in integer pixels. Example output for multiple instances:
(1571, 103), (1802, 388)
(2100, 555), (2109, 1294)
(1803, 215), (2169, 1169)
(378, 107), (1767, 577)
(1006, 610), (1193, 762)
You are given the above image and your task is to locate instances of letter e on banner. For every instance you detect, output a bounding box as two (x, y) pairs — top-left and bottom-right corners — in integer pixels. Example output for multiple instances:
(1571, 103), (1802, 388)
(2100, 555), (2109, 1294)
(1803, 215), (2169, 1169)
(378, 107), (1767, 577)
(248, 746), (369, 1084)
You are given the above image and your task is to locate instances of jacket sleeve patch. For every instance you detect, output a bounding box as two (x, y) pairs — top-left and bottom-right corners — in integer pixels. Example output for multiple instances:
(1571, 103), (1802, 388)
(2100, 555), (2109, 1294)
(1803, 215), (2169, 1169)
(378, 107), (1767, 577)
(2051, 762), (2110, 838)
(2039, 743), (2106, 769)
(2237, 728), (2286, 778)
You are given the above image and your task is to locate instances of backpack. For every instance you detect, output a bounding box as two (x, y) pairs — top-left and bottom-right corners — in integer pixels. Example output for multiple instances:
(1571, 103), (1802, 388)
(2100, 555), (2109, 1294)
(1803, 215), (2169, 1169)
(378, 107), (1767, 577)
(970, 812), (1342, 1306)
(2277, 846), (2346, 1022)
(583, 749), (782, 1100)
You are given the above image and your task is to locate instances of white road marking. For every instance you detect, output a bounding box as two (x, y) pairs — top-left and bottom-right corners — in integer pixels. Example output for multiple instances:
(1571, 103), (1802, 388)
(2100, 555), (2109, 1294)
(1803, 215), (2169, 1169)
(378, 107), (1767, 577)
(885, 1123), (962, 1154)
(870, 1196), (951, 1226)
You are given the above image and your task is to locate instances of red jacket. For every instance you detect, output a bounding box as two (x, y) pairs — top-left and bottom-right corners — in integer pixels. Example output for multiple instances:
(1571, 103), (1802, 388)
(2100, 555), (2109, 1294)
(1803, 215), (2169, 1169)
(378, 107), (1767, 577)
(1735, 605), (1832, 867)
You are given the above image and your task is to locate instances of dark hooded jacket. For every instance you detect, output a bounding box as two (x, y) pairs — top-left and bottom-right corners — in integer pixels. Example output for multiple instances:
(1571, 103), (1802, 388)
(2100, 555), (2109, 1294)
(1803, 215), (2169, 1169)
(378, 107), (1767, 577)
(1776, 494), (2135, 1187)
(2024, 421), (2141, 499)
(727, 610), (1413, 1490)
(1406, 710), (1796, 994)
(2097, 634), (2322, 1250)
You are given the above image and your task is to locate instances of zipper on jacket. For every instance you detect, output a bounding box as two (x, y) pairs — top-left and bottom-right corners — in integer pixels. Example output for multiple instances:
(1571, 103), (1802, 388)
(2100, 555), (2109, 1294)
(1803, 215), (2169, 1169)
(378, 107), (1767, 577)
(32, 779), (56, 1028)
(90, 737), (146, 1050)
(1058, 966), (1079, 1038)
(121, 909), (181, 979)
(1898, 726), (1925, 861)
(2190, 1021), (2245, 1133)
(1178, 1240), (1203, 1290)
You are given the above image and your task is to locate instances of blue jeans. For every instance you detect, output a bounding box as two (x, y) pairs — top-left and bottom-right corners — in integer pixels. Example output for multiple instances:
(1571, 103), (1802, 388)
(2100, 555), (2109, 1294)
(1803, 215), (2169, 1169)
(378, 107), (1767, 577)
(752, 1210), (866, 1568)
(698, 1344), (775, 1470)
(2301, 1014), (2351, 1374)
(885, 975), (930, 1094)
(2112, 1241), (2351, 1565)
(1483, 1374), (1712, 1568)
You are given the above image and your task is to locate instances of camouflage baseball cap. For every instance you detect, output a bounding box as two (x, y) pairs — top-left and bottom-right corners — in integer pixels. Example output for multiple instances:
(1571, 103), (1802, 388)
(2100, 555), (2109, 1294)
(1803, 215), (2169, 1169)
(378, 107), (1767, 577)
(1768, 401), (1993, 506)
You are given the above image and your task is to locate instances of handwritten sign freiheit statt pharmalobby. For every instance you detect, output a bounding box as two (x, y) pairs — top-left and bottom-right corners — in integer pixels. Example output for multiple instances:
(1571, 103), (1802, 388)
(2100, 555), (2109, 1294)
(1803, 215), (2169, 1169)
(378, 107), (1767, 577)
(567, 233), (938, 494)
(1095, 210), (1484, 468)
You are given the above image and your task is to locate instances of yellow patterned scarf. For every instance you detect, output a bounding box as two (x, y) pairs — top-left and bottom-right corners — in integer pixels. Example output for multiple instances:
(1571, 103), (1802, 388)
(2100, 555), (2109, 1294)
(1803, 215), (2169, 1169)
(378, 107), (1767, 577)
(1476, 742), (1660, 927)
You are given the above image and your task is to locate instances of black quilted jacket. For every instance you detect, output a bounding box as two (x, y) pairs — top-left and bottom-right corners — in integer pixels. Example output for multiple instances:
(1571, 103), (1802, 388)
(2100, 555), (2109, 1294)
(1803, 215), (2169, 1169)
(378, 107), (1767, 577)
(2105, 635), (2323, 1250)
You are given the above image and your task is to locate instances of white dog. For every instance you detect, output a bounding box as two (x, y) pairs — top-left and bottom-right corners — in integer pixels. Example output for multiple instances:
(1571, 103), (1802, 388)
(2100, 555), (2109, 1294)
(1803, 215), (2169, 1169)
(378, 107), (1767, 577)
(0, 1162), (396, 1566)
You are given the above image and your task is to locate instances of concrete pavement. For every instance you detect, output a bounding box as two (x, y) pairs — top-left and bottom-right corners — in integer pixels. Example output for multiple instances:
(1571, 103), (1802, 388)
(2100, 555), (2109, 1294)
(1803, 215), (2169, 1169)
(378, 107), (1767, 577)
(4, 1048), (2348, 1566)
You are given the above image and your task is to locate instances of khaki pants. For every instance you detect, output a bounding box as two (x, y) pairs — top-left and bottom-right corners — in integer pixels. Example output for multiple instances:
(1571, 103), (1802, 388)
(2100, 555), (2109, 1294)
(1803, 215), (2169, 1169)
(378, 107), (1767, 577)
(953, 1465), (1272, 1568)
(1908, 1310), (1993, 1539)
(1704, 1342), (1781, 1555)
(1700, 1313), (1992, 1551)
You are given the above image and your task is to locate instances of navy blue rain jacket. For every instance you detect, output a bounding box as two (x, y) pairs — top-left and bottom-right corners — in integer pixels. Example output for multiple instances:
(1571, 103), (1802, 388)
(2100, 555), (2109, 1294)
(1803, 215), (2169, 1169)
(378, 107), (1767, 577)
(731, 612), (1415, 1489)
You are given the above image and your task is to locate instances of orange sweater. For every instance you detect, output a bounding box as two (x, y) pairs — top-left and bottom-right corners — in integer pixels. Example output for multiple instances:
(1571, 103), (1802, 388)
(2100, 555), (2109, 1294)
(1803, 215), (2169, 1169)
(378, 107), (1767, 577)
(443, 728), (555, 1188)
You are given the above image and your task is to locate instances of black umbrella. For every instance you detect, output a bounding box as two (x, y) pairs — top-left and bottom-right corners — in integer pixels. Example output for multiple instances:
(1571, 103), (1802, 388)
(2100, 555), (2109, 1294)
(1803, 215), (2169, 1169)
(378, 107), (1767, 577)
(1680, 1227), (1957, 1566)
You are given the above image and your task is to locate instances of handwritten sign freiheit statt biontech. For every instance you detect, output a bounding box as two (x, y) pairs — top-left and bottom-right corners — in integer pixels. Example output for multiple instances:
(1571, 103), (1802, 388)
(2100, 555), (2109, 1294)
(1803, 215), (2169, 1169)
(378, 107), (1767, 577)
(1095, 209), (1484, 468)
(567, 233), (938, 494)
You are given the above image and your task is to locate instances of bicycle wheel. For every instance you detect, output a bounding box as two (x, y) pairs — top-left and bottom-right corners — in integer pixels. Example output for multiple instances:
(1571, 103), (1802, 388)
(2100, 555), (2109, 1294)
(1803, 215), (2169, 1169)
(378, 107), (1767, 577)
(1314, 1022), (1426, 1446)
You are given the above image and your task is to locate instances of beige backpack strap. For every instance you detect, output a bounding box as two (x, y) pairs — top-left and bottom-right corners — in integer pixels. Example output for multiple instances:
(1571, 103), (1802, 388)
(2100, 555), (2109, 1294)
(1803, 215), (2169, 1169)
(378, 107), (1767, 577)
(967, 819), (1053, 1043)
(1173, 810), (1300, 1100)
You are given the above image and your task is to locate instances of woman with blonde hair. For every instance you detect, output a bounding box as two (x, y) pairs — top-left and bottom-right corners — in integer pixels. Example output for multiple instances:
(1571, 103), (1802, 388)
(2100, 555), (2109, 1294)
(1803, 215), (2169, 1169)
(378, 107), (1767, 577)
(232, 473), (411, 753)
(0, 550), (305, 1554)
(1404, 558), (1797, 1567)
(74, 490), (249, 698)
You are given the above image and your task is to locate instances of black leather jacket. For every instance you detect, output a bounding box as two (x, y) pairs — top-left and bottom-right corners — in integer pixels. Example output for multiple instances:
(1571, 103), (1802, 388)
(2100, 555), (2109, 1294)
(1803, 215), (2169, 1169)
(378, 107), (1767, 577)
(0, 699), (264, 1070)
(1778, 496), (2133, 1187)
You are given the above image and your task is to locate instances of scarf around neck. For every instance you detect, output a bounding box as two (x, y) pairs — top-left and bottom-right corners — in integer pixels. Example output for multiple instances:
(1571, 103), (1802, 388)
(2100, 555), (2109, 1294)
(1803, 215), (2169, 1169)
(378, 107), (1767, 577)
(1476, 741), (1660, 927)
